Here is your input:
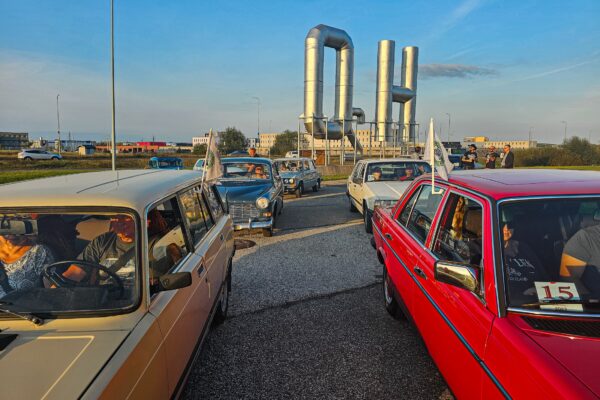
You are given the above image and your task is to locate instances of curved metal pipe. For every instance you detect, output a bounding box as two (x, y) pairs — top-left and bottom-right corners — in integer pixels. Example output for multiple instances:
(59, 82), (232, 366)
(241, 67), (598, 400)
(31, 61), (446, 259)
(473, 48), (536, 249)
(304, 24), (359, 141)
(375, 40), (418, 142)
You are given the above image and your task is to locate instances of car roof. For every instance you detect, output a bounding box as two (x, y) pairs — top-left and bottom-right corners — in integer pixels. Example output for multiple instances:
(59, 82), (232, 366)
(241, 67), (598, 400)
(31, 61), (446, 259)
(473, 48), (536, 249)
(222, 157), (273, 164)
(0, 170), (204, 212)
(362, 158), (427, 164)
(273, 157), (311, 162)
(438, 169), (600, 200)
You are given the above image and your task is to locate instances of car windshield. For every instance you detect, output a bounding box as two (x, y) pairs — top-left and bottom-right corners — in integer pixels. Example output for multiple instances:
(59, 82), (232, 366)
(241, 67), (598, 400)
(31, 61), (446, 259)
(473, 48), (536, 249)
(222, 162), (271, 180)
(156, 159), (181, 168)
(274, 160), (302, 172)
(0, 211), (139, 317)
(499, 197), (600, 314)
(365, 162), (431, 182)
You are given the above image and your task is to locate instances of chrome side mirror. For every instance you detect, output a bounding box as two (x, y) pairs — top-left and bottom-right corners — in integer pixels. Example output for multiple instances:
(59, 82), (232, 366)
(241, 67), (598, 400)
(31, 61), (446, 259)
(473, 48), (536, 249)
(434, 261), (480, 293)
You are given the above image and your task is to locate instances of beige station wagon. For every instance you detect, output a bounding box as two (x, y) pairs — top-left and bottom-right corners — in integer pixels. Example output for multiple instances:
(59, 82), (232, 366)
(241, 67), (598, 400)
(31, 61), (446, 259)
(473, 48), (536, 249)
(0, 170), (234, 399)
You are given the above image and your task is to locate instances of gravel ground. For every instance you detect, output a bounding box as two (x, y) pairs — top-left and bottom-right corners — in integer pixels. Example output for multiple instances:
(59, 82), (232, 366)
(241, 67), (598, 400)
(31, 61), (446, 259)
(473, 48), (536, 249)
(182, 182), (451, 399)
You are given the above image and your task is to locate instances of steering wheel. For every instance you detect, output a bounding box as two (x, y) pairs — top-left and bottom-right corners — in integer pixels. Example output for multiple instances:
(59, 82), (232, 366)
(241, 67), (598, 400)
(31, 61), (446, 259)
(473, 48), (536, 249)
(43, 260), (125, 299)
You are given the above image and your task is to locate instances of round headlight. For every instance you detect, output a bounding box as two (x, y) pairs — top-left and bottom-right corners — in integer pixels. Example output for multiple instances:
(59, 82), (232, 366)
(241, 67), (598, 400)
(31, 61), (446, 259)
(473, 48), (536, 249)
(283, 178), (289, 183)
(256, 197), (269, 209)
(288, 178), (294, 184)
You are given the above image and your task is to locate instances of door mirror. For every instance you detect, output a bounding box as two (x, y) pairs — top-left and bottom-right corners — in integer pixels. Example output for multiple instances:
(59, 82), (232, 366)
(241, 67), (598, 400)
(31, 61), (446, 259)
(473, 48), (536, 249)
(157, 272), (192, 292)
(434, 261), (480, 293)
(352, 177), (362, 185)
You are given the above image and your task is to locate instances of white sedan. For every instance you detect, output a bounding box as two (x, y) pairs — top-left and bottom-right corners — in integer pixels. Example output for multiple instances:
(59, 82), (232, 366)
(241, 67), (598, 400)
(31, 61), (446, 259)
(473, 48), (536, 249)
(347, 158), (431, 233)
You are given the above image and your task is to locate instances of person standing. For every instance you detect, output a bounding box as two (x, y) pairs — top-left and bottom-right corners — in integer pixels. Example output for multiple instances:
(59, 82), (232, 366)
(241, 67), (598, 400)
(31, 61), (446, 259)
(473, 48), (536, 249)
(411, 146), (422, 160)
(461, 144), (478, 170)
(501, 144), (514, 169)
(248, 147), (259, 157)
(485, 146), (499, 169)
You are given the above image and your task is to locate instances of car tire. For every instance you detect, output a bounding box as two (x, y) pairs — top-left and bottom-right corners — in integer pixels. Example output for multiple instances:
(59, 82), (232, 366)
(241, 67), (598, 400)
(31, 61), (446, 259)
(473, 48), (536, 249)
(312, 183), (318, 192)
(262, 227), (273, 237)
(383, 264), (405, 320)
(213, 261), (232, 325)
(364, 203), (373, 233)
(295, 183), (303, 198)
(51, 156), (59, 160)
(349, 196), (358, 213)
(317, 179), (321, 190)
(24, 156), (32, 161)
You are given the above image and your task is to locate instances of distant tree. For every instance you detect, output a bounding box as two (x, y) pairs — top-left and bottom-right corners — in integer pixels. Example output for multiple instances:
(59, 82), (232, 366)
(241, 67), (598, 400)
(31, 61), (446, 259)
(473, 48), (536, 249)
(218, 127), (246, 155)
(270, 130), (305, 156)
(193, 144), (207, 155)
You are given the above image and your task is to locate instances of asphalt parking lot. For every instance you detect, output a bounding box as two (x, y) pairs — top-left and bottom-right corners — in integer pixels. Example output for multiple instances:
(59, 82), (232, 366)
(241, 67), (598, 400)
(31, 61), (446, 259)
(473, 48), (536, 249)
(183, 181), (451, 399)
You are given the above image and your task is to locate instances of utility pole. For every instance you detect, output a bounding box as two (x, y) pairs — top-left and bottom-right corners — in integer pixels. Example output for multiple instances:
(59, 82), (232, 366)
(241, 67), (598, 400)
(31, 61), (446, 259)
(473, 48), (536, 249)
(528, 126), (533, 144)
(110, 0), (117, 170)
(445, 113), (451, 142)
(561, 120), (568, 143)
(252, 96), (261, 135)
(56, 94), (61, 154)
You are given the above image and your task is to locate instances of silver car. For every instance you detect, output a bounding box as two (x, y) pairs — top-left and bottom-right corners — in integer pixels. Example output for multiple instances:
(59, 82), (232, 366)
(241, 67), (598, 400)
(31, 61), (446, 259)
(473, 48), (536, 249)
(18, 149), (62, 160)
(273, 157), (321, 198)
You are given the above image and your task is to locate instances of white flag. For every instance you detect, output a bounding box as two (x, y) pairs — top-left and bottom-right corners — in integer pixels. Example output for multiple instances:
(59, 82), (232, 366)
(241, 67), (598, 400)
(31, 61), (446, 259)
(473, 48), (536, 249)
(203, 130), (222, 182)
(423, 118), (454, 181)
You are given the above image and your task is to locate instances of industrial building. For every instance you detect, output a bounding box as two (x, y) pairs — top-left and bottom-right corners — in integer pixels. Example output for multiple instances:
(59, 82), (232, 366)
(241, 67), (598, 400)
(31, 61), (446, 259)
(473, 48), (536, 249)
(0, 132), (29, 150)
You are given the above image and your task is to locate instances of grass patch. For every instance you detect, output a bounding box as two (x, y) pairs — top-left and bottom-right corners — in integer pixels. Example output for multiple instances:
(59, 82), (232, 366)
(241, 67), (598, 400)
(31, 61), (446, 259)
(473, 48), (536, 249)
(0, 170), (97, 185)
(322, 174), (349, 181)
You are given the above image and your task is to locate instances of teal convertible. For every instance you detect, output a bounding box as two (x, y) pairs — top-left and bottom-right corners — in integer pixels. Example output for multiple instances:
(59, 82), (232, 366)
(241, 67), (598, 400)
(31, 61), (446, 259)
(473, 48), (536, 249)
(147, 157), (184, 170)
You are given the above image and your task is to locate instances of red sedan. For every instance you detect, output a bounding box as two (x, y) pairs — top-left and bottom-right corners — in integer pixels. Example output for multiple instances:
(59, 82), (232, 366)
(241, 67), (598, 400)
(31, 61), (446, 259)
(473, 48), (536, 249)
(372, 169), (600, 399)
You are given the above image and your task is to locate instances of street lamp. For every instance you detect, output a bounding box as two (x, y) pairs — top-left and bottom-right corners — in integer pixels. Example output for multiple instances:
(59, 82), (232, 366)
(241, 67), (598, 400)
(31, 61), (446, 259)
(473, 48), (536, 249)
(561, 120), (568, 142)
(252, 96), (261, 135)
(56, 94), (61, 154)
(528, 126), (534, 143)
(110, 0), (117, 171)
(445, 113), (451, 142)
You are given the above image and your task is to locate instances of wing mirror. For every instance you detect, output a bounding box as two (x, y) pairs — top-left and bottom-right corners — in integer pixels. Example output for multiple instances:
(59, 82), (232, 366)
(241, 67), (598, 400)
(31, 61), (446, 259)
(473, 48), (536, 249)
(434, 261), (480, 293)
(156, 272), (192, 292)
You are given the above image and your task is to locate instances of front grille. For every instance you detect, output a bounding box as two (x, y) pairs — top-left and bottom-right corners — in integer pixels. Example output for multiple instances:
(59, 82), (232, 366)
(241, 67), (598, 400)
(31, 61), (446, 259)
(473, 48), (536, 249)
(229, 202), (259, 223)
(523, 316), (600, 338)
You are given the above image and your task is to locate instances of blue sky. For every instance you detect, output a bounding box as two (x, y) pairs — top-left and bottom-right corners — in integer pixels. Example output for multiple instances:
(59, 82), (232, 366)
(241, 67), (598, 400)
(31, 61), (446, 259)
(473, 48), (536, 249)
(1, 0), (599, 144)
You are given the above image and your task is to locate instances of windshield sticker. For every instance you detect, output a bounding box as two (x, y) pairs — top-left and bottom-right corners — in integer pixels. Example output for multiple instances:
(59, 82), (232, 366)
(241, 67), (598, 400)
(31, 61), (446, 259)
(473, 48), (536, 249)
(534, 282), (584, 311)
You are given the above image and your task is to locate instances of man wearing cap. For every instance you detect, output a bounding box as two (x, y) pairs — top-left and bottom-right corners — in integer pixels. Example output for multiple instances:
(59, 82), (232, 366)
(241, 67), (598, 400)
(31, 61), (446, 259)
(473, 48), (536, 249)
(461, 144), (478, 170)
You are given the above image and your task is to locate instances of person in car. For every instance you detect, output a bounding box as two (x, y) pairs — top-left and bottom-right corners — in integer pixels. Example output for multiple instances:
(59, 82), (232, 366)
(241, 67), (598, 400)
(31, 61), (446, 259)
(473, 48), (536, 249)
(560, 222), (600, 296)
(502, 222), (548, 303)
(399, 168), (414, 181)
(0, 225), (55, 297)
(252, 165), (267, 179)
(372, 167), (382, 181)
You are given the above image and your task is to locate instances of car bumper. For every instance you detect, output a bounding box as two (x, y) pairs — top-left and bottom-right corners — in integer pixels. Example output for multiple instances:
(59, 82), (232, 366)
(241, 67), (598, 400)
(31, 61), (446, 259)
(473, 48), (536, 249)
(233, 218), (273, 231)
(283, 184), (298, 192)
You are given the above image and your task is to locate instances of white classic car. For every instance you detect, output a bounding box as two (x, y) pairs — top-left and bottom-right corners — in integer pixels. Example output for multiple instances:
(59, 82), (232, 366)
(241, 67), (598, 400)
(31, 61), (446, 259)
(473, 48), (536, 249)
(346, 158), (431, 233)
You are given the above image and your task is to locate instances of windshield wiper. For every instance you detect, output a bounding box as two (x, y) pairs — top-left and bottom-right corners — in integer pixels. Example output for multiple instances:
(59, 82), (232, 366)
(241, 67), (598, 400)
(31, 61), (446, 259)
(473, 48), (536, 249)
(0, 301), (44, 326)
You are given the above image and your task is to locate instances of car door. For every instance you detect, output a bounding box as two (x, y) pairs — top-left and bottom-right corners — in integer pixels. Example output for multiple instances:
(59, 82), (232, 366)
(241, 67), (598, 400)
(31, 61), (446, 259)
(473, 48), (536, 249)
(412, 190), (497, 398)
(147, 196), (209, 395)
(348, 162), (365, 211)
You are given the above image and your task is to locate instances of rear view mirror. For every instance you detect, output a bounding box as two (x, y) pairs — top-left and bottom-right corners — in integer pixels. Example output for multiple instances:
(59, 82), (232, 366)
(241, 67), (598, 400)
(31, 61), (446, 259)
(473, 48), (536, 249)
(434, 261), (480, 293)
(157, 272), (192, 292)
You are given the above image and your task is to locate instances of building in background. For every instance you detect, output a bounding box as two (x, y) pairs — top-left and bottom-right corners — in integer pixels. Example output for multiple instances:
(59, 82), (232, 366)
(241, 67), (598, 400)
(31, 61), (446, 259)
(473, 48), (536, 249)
(78, 144), (96, 156)
(192, 134), (211, 147)
(0, 132), (29, 150)
(246, 137), (259, 149)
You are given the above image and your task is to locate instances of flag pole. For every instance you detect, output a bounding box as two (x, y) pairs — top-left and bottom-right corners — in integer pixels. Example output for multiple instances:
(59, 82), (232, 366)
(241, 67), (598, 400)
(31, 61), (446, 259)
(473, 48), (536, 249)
(201, 129), (213, 186)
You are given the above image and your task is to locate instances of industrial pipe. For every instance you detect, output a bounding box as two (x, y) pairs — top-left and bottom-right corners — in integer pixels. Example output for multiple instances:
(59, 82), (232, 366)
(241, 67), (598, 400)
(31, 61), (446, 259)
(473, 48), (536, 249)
(375, 40), (418, 143)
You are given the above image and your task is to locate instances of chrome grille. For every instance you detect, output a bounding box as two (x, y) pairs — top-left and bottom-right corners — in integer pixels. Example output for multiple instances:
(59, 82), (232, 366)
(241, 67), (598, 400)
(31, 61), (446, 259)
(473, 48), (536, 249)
(229, 202), (259, 222)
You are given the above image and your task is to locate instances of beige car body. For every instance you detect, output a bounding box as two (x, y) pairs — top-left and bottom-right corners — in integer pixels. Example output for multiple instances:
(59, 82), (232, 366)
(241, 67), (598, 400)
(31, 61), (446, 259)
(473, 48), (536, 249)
(0, 170), (234, 399)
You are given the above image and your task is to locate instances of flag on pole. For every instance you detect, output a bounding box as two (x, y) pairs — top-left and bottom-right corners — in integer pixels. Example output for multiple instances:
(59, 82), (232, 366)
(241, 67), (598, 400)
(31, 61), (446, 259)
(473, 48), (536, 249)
(201, 129), (222, 183)
(423, 118), (454, 181)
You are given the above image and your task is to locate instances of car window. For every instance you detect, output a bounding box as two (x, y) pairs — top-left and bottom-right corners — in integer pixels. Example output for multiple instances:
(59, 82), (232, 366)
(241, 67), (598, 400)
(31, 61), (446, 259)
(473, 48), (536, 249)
(432, 193), (484, 293)
(310, 160), (317, 170)
(397, 186), (422, 226)
(303, 160), (310, 170)
(204, 185), (224, 221)
(365, 161), (432, 182)
(352, 163), (365, 182)
(405, 185), (446, 243)
(222, 162), (271, 180)
(147, 198), (189, 290)
(179, 187), (211, 246)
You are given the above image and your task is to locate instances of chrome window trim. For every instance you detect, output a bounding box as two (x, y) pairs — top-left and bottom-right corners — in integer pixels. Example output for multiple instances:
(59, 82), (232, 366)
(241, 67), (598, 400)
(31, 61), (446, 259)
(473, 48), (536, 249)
(497, 194), (600, 318)
(374, 223), (510, 399)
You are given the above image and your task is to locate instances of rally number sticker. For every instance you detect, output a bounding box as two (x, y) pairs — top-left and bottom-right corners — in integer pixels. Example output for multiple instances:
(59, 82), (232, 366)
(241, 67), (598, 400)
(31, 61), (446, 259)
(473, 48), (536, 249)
(534, 282), (583, 311)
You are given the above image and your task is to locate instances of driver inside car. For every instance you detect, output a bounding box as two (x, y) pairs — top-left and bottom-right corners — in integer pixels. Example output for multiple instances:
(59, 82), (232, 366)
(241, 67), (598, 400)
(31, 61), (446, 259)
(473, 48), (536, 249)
(58, 214), (136, 284)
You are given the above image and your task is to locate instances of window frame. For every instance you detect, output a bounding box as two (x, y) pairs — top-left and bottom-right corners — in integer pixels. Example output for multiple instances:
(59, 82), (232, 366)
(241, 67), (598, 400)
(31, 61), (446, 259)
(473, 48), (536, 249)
(399, 183), (448, 246)
(177, 185), (212, 249)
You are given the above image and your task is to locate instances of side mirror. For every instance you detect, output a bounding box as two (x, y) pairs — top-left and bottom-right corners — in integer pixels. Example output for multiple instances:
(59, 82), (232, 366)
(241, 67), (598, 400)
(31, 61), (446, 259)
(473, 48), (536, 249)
(434, 260), (480, 293)
(352, 177), (362, 185)
(157, 272), (192, 292)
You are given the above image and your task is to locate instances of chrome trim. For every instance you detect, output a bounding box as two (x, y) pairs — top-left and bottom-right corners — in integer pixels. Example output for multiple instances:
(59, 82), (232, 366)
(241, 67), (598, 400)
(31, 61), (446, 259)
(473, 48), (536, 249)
(233, 218), (273, 231)
(497, 194), (600, 318)
(507, 307), (600, 319)
(373, 223), (511, 399)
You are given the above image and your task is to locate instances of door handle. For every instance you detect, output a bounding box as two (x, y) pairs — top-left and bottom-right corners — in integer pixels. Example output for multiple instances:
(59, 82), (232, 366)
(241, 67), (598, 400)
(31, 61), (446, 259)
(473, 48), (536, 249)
(384, 233), (392, 240)
(413, 266), (427, 279)
(220, 233), (224, 241)
(197, 264), (205, 276)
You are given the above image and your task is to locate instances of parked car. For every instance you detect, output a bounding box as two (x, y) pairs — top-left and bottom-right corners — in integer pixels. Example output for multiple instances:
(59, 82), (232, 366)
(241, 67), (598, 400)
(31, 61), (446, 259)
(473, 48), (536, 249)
(0, 170), (234, 399)
(18, 149), (62, 160)
(148, 156), (183, 170)
(216, 157), (284, 237)
(285, 150), (299, 158)
(372, 169), (600, 399)
(347, 158), (431, 233)
(193, 158), (205, 171)
(273, 157), (321, 198)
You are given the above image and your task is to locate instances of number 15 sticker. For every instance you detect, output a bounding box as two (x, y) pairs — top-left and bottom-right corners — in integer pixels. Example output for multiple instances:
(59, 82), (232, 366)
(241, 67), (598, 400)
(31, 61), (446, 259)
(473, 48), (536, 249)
(534, 282), (583, 311)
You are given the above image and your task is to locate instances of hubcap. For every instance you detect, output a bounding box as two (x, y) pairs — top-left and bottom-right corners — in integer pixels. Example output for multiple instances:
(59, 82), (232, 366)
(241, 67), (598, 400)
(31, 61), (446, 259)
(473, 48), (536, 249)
(384, 271), (393, 305)
(221, 281), (229, 311)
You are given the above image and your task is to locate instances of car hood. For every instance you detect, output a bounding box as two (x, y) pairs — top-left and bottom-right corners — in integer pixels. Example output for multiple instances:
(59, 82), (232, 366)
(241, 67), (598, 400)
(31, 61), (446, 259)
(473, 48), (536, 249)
(0, 329), (129, 399)
(217, 181), (272, 203)
(364, 181), (413, 199)
(279, 171), (301, 179)
(523, 323), (600, 396)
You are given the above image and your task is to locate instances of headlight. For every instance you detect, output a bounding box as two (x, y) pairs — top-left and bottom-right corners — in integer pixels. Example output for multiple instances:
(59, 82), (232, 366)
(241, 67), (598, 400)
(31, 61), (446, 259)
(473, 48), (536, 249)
(256, 197), (269, 209)
(374, 199), (396, 208)
(288, 178), (294, 184)
(283, 178), (289, 183)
